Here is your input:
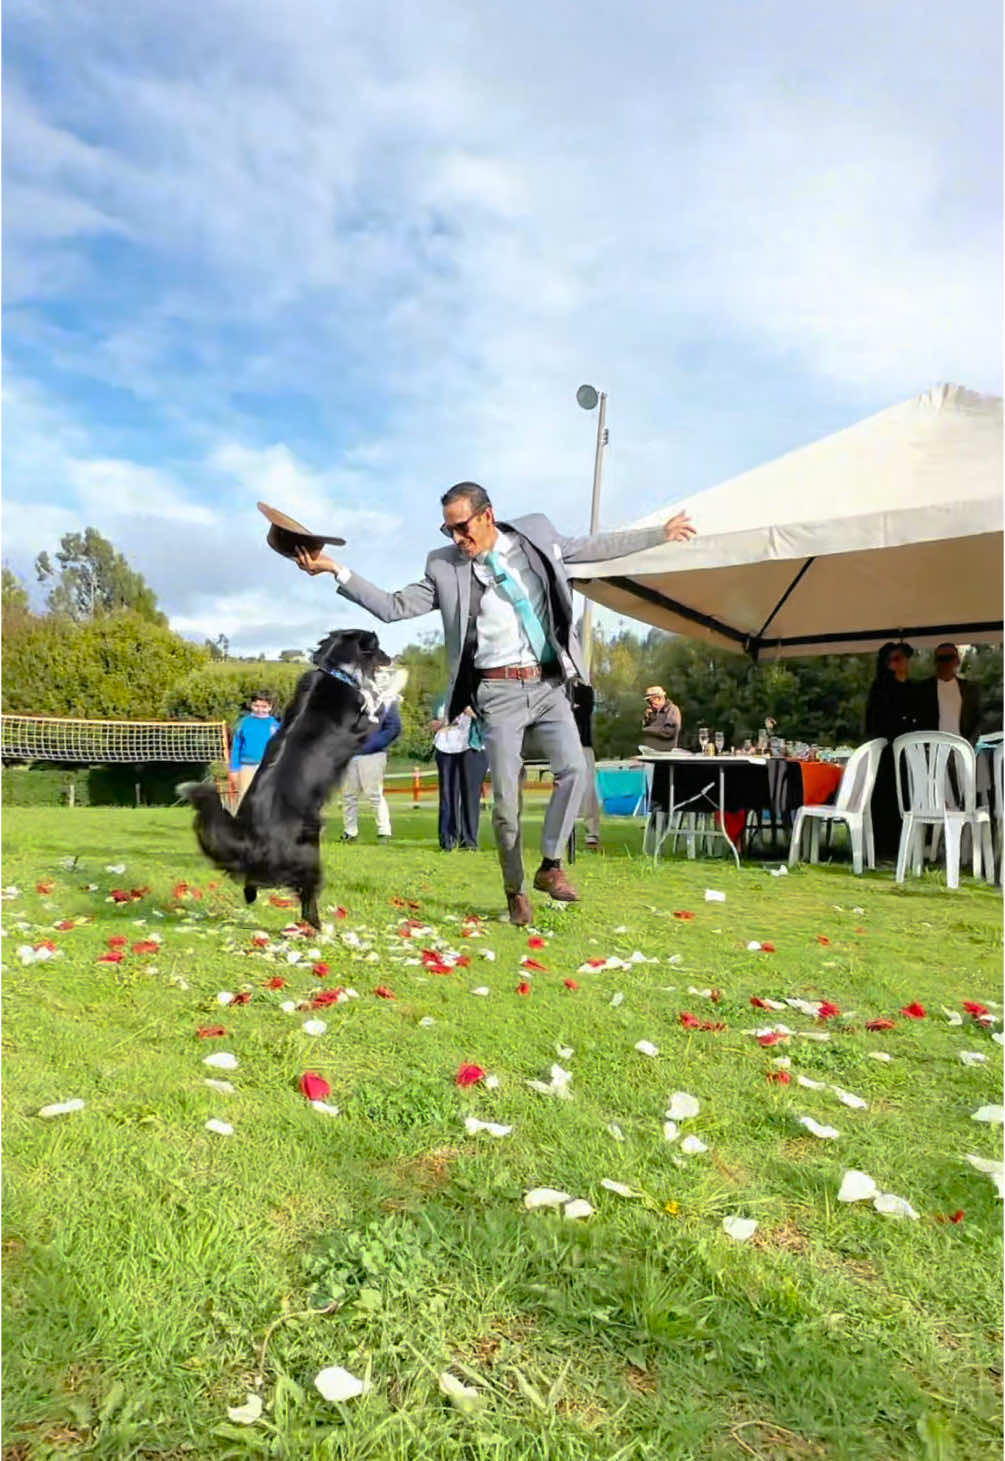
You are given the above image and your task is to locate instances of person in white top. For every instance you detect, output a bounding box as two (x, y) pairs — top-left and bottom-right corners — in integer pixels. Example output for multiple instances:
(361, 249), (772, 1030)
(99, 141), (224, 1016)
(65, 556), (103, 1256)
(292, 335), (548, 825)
(920, 643), (981, 744)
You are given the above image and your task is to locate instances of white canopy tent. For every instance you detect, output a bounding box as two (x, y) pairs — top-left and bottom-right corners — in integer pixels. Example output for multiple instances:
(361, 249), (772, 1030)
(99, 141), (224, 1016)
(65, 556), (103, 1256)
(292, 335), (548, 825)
(574, 384), (1003, 659)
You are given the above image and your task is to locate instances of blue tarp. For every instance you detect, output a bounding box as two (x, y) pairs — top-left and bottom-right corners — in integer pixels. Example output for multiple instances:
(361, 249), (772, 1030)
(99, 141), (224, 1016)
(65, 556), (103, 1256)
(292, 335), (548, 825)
(596, 766), (647, 816)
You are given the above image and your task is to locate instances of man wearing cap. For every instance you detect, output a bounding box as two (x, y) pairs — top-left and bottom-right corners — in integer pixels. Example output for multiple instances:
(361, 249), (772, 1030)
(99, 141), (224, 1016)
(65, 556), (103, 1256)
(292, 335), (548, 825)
(284, 484), (694, 924)
(640, 686), (682, 751)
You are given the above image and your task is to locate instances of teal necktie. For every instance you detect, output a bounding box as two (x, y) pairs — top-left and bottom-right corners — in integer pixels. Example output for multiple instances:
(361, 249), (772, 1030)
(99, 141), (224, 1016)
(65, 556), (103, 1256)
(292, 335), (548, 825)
(484, 550), (556, 665)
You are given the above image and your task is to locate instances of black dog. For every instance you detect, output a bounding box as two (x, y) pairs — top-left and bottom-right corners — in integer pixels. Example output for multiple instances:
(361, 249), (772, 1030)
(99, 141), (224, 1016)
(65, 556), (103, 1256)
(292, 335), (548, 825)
(180, 628), (394, 929)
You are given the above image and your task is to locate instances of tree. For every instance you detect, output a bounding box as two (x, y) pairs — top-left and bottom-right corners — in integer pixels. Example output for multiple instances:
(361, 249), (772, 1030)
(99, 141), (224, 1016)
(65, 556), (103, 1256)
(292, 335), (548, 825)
(34, 528), (167, 626)
(203, 634), (230, 661)
(2, 610), (205, 718)
(278, 649), (305, 662)
(2, 565), (31, 626)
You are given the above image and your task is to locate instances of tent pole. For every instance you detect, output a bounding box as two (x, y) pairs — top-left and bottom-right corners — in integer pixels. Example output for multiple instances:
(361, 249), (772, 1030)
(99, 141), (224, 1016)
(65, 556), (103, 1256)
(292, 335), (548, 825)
(581, 392), (607, 678)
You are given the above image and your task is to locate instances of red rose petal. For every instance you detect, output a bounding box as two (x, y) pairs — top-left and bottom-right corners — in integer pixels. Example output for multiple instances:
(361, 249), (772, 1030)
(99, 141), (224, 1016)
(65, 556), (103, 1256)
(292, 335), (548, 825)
(311, 988), (346, 1008)
(816, 935), (831, 946)
(132, 940), (159, 954)
(300, 1071), (332, 1102)
(521, 958), (548, 972)
(710, 988), (722, 1003)
(374, 985), (395, 999)
(197, 1025), (226, 1038)
(760, 942), (776, 954)
(455, 1064), (486, 1087)
(516, 981), (532, 995)
(190, 887), (204, 900)
(252, 934), (270, 948)
(949, 1210), (965, 1223)
(563, 978), (579, 990)
(264, 976), (287, 989)
(865, 1017), (896, 1031)
(97, 952), (124, 964)
(130, 887), (150, 900)
(55, 920), (75, 931)
(963, 1001), (989, 1018)
(673, 910), (696, 920)
(527, 936), (546, 950)
(107, 935), (128, 948)
(678, 1011), (701, 1028)
(757, 1031), (785, 1046)
(269, 895), (297, 908)
(35, 939), (57, 952)
(313, 962), (330, 978)
(110, 890), (130, 903)
(455, 954), (471, 968)
(231, 991), (252, 1005)
(900, 1002), (926, 1019)
(334, 906), (348, 920)
(766, 1070), (791, 1084)
(36, 881), (54, 894)
(172, 883), (189, 899)
(587, 957), (608, 968)
(817, 1001), (841, 1020)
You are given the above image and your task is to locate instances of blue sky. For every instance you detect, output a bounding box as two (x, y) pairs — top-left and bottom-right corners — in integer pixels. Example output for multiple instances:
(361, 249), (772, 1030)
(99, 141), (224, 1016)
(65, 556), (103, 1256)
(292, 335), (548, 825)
(4, 0), (1001, 657)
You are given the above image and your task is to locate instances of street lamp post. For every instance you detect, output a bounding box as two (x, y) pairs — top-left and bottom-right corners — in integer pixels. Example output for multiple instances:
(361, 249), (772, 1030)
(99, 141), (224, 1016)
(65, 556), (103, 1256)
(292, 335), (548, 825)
(576, 384), (608, 678)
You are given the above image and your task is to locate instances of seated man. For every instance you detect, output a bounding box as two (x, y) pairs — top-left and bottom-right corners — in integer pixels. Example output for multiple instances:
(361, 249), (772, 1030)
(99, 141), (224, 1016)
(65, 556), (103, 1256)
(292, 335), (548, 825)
(640, 685), (682, 751)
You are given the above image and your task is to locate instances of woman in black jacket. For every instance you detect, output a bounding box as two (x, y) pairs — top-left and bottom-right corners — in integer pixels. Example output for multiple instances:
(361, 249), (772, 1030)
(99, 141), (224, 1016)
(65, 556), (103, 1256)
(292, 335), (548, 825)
(865, 641), (924, 860)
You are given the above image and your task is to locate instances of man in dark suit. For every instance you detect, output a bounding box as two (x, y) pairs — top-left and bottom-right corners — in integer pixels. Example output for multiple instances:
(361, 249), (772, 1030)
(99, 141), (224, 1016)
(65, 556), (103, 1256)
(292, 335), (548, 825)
(293, 481), (694, 922)
(919, 643), (981, 743)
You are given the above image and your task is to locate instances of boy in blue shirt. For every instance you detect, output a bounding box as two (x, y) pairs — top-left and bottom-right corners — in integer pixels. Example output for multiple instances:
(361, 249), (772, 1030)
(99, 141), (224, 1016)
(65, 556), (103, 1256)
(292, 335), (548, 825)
(229, 692), (281, 809)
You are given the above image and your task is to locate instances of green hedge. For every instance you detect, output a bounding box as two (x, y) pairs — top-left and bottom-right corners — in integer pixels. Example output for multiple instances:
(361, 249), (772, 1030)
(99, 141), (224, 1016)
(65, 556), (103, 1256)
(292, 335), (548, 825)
(161, 661), (308, 721)
(1, 763), (214, 808)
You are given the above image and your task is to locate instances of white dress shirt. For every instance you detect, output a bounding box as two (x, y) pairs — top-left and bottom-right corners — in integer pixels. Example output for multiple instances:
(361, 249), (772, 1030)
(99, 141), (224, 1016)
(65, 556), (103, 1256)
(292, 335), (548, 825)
(937, 676), (963, 734)
(471, 529), (551, 669)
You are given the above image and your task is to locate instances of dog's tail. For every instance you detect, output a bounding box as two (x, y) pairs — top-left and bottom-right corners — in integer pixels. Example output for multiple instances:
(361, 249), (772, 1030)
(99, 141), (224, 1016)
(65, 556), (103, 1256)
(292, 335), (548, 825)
(177, 781), (251, 878)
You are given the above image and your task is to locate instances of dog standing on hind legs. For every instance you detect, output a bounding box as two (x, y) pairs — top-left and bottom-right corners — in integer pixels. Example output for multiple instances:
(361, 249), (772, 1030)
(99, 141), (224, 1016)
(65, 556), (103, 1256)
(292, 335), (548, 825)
(180, 629), (404, 929)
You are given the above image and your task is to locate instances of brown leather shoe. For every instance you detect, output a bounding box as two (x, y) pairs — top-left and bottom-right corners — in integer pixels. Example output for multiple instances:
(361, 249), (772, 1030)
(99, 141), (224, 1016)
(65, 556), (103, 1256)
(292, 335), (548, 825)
(532, 864), (580, 902)
(506, 892), (534, 926)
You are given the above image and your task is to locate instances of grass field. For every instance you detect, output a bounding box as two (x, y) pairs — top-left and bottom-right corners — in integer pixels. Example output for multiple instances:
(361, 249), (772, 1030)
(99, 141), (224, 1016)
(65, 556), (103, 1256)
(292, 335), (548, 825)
(3, 805), (1003, 1460)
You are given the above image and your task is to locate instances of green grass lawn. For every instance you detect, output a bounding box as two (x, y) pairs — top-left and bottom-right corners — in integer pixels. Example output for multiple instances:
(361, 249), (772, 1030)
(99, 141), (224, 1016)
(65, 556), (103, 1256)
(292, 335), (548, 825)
(3, 806), (1002, 1460)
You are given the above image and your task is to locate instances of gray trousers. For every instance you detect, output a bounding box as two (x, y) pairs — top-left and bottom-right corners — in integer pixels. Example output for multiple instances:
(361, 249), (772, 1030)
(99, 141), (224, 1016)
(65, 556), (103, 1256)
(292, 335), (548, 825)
(477, 677), (587, 894)
(579, 746), (601, 840)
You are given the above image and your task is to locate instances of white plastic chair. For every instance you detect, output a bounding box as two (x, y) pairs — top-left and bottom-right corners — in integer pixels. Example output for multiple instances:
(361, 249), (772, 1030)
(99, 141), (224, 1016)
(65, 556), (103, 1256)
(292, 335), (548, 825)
(992, 743), (1003, 885)
(892, 732), (993, 889)
(788, 738), (886, 875)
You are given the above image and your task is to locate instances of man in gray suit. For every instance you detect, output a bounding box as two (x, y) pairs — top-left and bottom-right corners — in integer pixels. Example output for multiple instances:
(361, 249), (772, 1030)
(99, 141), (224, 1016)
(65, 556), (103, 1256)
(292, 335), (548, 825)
(294, 482), (694, 924)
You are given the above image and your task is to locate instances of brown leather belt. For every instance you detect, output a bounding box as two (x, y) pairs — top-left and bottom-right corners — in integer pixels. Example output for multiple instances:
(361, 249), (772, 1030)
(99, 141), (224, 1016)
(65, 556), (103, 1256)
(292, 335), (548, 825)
(480, 664), (542, 681)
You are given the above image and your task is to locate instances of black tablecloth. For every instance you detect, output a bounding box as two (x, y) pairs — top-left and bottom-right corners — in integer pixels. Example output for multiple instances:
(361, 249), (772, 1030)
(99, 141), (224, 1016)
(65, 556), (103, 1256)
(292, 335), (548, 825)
(648, 758), (807, 819)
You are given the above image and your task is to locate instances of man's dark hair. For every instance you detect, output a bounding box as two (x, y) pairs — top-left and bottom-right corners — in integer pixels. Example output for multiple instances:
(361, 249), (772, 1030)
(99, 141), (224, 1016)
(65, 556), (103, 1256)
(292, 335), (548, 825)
(441, 481), (492, 514)
(251, 690), (273, 704)
(935, 642), (959, 656)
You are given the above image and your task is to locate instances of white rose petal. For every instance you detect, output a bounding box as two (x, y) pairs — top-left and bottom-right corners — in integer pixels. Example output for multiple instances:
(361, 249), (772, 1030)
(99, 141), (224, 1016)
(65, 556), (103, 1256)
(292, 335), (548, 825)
(959, 1051), (989, 1067)
(216, 991), (235, 1005)
(438, 1371), (485, 1412)
(722, 1216), (757, 1241)
(280, 1000), (297, 1013)
(680, 1134), (708, 1154)
(484, 1074), (500, 1090)
(471, 986), (490, 996)
(772, 1056), (792, 1068)
(464, 1117), (512, 1137)
(204, 1079), (235, 1094)
(634, 1040), (659, 1058)
(524, 1187), (572, 1210)
(203, 1052), (238, 1070)
(796, 1075), (826, 1090)
(941, 1007), (964, 1026)
(688, 986), (713, 999)
(868, 1051), (893, 1062)
(302, 1019), (327, 1036)
(666, 1091), (700, 1121)
(601, 1178), (642, 1198)
(993, 1031), (1004, 1046)
(662, 1120), (679, 1143)
(799, 1116), (840, 1140)
(311, 1100), (341, 1116)
(314, 1366), (370, 1403)
(227, 1393), (263, 1424)
(746, 941), (763, 952)
(105, 863), (126, 874)
(607, 1123), (625, 1141)
(563, 1198), (594, 1220)
(768, 865), (788, 877)
(705, 889), (726, 902)
(205, 1119), (233, 1136)
(38, 1099), (85, 1118)
(837, 1169), (877, 1203)
(418, 1016), (435, 1027)
(609, 991), (625, 1008)
(831, 1087), (868, 1110)
(972, 1105), (1005, 1124)
(964, 1153), (1005, 1198)
(556, 1043), (574, 1060)
(873, 1192), (919, 1219)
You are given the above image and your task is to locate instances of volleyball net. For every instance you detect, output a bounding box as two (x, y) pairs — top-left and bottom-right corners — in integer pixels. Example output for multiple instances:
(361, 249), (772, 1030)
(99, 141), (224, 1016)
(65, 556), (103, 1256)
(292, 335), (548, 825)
(1, 715), (229, 765)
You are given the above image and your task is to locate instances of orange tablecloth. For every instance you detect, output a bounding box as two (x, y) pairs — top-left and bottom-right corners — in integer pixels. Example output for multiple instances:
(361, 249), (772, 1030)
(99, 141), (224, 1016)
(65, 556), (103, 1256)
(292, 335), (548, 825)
(799, 760), (843, 806)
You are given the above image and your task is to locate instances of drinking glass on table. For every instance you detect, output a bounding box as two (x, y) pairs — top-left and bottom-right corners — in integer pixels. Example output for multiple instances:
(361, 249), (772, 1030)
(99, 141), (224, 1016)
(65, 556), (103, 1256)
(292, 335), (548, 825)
(742, 737), (753, 755)
(756, 728), (768, 753)
(714, 731), (725, 755)
(697, 726), (709, 753)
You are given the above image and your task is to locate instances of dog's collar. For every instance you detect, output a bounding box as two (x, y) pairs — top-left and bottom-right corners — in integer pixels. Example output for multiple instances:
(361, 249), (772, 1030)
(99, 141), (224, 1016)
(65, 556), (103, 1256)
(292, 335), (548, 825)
(314, 660), (361, 689)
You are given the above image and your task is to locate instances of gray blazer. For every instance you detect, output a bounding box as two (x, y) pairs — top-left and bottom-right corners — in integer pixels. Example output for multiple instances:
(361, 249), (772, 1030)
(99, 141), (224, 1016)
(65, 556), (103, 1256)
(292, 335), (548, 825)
(335, 513), (666, 716)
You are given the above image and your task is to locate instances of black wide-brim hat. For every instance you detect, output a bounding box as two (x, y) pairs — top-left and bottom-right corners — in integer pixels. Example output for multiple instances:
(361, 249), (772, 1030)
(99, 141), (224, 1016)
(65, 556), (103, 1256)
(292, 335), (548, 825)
(258, 501), (346, 558)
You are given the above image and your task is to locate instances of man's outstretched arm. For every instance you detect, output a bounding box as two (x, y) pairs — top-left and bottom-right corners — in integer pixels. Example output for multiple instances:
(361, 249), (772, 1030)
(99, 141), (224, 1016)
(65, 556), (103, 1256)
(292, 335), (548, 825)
(294, 547), (438, 622)
(558, 510), (695, 564)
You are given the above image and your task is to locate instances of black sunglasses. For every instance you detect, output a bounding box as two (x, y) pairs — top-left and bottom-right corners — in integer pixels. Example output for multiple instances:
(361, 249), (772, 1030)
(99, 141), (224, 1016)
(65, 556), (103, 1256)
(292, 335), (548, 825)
(440, 509), (488, 540)
(935, 653), (958, 663)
